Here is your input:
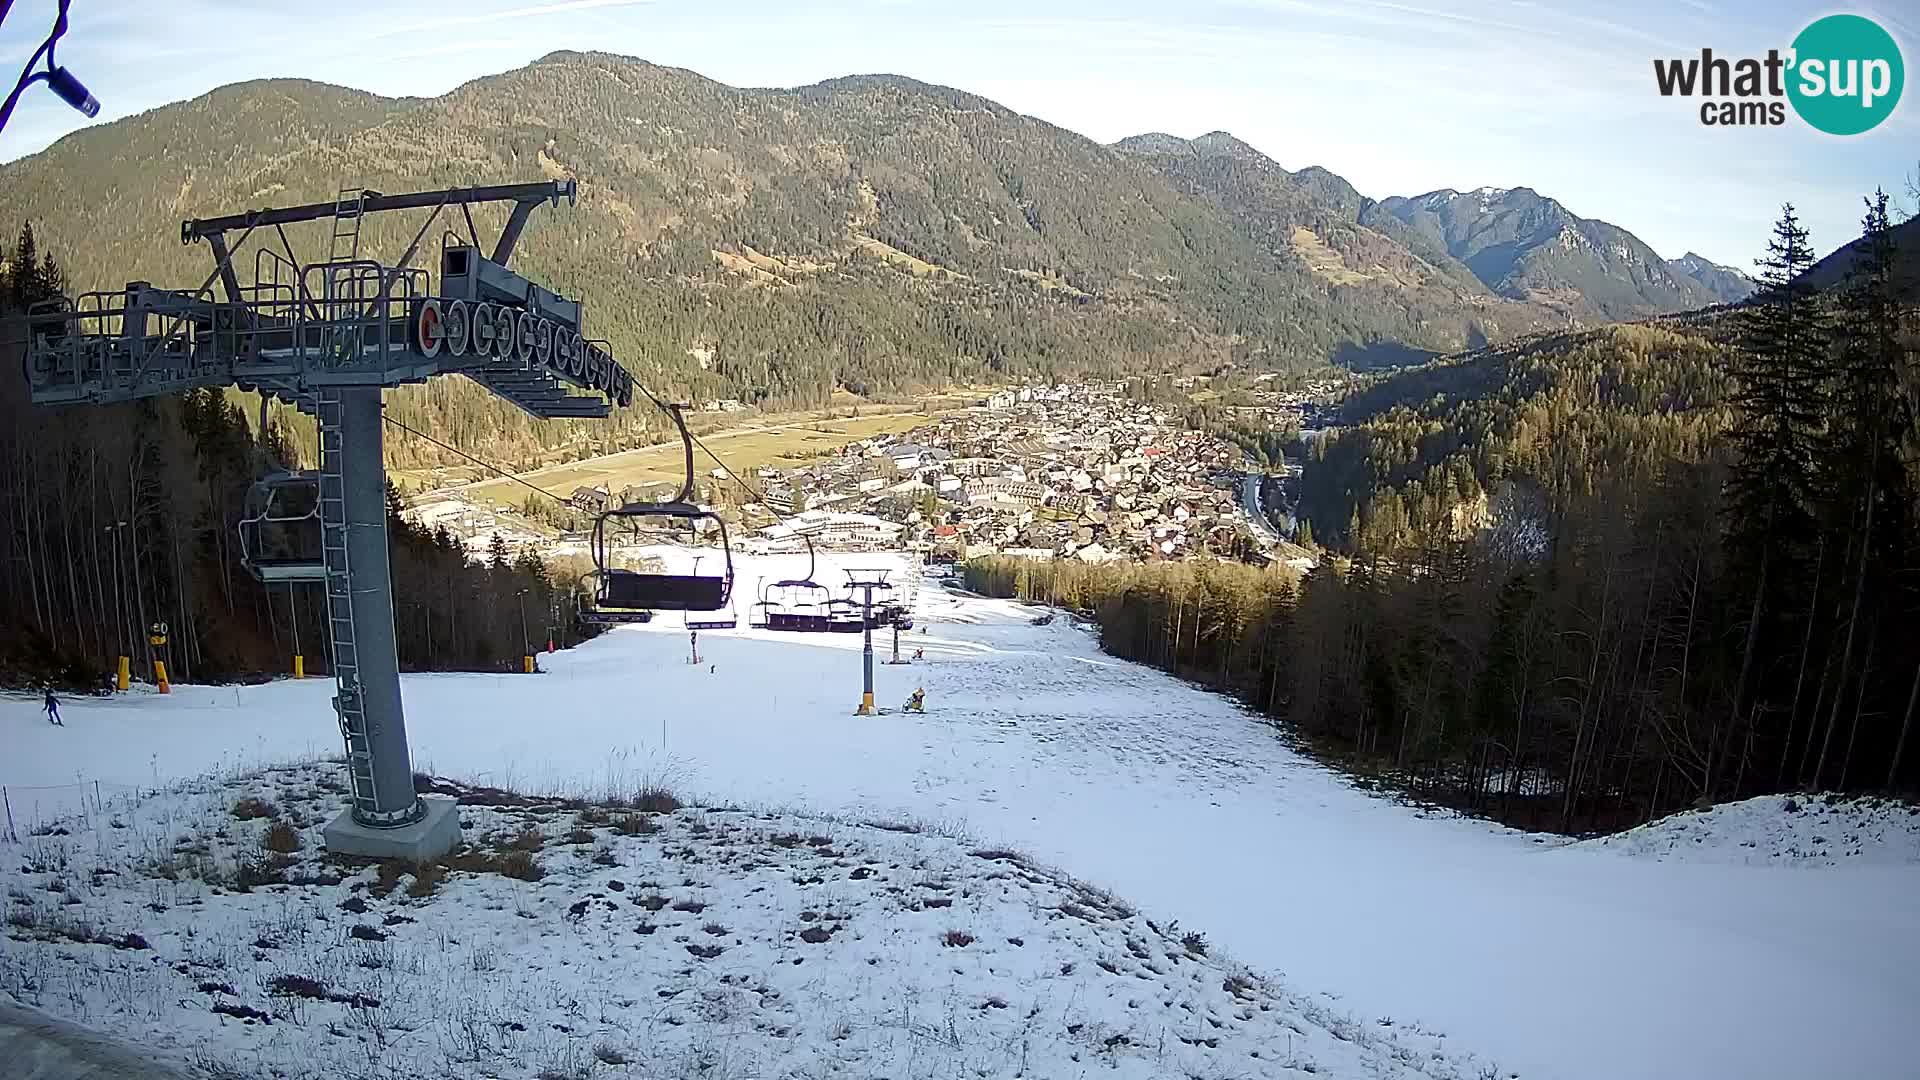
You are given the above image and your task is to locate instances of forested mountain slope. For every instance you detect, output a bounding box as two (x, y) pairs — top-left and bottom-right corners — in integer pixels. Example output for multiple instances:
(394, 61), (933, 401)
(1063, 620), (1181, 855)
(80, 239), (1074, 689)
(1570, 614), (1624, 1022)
(1246, 201), (1918, 826)
(5, 52), (1736, 468)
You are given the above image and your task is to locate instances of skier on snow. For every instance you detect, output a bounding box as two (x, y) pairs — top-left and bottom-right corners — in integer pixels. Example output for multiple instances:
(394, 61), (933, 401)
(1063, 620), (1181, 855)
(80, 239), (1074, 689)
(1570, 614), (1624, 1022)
(43, 686), (62, 726)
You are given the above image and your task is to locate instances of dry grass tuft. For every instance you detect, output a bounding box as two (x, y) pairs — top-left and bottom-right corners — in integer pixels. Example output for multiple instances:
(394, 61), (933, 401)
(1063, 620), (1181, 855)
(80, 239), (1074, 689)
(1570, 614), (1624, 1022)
(629, 786), (681, 814)
(231, 797), (279, 821)
(371, 860), (408, 897)
(500, 851), (544, 881)
(407, 863), (447, 898)
(501, 826), (545, 853)
(611, 812), (657, 836)
(261, 822), (301, 854)
(268, 974), (328, 1000)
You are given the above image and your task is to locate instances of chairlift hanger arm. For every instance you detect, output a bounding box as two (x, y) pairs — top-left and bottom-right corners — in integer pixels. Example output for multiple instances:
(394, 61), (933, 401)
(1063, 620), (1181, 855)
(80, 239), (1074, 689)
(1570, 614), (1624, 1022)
(181, 181), (577, 265)
(666, 402), (696, 504)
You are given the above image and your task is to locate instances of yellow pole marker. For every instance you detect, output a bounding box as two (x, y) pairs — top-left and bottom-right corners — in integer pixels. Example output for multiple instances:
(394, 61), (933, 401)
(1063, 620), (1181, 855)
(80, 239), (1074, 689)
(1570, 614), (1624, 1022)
(149, 624), (171, 693)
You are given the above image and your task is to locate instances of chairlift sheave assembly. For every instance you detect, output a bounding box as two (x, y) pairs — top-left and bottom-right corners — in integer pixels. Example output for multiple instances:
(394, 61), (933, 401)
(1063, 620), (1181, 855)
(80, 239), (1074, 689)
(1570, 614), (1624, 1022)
(582, 401), (734, 624)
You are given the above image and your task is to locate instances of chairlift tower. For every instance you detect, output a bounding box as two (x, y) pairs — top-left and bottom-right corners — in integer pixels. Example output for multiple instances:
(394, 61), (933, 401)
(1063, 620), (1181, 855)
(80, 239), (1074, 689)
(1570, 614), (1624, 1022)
(18, 179), (636, 861)
(845, 568), (893, 714)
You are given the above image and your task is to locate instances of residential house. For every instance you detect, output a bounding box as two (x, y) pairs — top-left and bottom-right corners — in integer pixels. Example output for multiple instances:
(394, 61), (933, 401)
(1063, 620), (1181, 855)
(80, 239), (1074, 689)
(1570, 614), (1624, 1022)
(570, 485), (615, 513)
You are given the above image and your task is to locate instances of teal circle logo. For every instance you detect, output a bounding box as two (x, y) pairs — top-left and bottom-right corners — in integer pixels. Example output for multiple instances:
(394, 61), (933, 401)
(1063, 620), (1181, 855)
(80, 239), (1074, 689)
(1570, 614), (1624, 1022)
(1787, 14), (1903, 135)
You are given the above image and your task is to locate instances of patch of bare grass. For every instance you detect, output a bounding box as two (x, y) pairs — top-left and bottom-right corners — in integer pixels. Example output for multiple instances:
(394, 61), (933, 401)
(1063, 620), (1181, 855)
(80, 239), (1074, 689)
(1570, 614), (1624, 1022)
(441, 846), (546, 882)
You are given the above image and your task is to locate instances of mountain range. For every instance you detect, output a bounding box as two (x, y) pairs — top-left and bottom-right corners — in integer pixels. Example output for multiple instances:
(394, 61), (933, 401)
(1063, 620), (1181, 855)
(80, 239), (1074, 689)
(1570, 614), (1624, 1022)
(0, 52), (1757, 463)
(1114, 132), (1753, 320)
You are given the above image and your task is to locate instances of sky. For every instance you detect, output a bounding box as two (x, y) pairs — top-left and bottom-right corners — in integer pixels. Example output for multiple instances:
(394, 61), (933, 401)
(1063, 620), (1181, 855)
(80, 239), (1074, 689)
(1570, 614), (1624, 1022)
(2, 0), (1915, 269)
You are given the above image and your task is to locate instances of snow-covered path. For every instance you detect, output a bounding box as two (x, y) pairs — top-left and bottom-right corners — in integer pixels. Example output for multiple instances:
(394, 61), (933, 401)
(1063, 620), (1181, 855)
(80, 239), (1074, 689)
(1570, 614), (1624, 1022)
(5, 559), (1916, 1080)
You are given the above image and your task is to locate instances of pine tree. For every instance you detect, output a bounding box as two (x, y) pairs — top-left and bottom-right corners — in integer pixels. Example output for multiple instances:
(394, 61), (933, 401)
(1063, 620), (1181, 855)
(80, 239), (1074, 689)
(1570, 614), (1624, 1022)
(1821, 192), (1914, 567)
(488, 532), (511, 570)
(513, 546), (549, 580)
(8, 222), (38, 309)
(1724, 204), (1829, 735)
(36, 249), (65, 300)
(1811, 192), (1916, 787)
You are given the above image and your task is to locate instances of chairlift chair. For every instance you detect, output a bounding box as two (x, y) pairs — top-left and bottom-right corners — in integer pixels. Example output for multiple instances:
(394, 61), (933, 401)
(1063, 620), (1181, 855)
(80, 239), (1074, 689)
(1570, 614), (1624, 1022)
(761, 579), (831, 631)
(747, 576), (771, 629)
(577, 569), (653, 625)
(583, 402), (734, 621)
(826, 596), (867, 634)
(884, 601), (916, 631)
(237, 470), (327, 582)
(685, 596), (738, 631)
(837, 571), (894, 632)
(755, 531), (836, 632)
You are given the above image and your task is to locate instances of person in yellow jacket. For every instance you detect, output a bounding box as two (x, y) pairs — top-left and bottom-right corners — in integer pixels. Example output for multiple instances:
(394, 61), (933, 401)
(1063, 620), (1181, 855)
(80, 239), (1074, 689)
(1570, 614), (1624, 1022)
(904, 687), (926, 713)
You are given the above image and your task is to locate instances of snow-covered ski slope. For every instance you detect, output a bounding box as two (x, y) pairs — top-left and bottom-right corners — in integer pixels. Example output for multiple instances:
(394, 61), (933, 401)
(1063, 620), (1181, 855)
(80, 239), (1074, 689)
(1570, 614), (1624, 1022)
(4, 763), (1505, 1080)
(5, 553), (1917, 1080)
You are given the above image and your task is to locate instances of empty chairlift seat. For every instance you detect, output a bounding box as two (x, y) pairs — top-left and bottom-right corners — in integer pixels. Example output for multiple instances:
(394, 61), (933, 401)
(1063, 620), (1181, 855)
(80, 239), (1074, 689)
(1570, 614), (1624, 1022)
(599, 564), (728, 612)
(581, 401), (735, 623)
(238, 470), (328, 582)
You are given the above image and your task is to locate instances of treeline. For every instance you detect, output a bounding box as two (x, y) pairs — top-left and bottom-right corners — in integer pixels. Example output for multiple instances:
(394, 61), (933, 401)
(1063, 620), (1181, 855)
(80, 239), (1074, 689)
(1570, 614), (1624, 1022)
(0, 225), (591, 689)
(969, 195), (1919, 830)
